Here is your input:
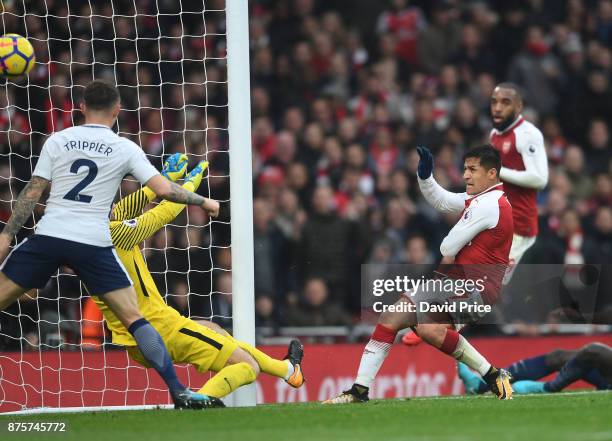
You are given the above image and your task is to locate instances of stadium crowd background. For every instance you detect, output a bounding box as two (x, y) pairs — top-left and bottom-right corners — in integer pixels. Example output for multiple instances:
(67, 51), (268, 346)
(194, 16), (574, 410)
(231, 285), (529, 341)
(1, 0), (612, 349)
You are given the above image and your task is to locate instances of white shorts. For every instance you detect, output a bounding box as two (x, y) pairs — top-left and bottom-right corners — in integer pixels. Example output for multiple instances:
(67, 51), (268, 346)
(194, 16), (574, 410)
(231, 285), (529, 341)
(503, 234), (537, 284)
(509, 234), (537, 265)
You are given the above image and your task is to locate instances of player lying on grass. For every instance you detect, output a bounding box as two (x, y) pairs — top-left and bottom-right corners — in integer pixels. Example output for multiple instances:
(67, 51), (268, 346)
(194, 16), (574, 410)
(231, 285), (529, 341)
(458, 342), (612, 394)
(323, 145), (514, 404)
(90, 153), (304, 405)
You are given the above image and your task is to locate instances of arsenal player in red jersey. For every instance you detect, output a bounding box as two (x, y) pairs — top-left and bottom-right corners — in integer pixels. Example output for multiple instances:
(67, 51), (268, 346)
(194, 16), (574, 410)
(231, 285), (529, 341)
(323, 145), (514, 404)
(402, 84), (547, 347)
(490, 83), (548, 269)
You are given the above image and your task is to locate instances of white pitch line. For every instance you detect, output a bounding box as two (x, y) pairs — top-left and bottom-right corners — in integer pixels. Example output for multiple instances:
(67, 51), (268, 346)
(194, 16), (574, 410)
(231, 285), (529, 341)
(1, 404), (174, 416)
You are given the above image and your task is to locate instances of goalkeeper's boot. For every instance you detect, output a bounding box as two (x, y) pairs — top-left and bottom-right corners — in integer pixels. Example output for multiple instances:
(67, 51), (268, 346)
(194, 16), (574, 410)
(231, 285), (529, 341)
(483, 367), (513, 400)
(284, 339), (305, 388)
(512, 380), (546, 394)
(321, 384), (369, 404)
(172, 389), (226, 409)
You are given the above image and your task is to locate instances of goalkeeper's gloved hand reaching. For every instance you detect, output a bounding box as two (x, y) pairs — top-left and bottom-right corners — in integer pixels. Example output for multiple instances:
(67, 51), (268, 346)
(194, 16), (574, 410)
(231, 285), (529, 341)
(416, 146), (434, 180)
(183, 160), (219, 218)
(161, 153), (188, 182)
(183, 160), (208, 192)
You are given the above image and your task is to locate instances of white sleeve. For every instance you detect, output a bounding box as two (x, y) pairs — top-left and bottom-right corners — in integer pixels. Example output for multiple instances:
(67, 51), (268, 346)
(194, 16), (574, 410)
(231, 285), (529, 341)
(500, 127), (548, 189)
(440, 197), (499, 257)
(32, 138), (55, 180)
(418, 176), (467, 214)
(126, 144), (160, 185)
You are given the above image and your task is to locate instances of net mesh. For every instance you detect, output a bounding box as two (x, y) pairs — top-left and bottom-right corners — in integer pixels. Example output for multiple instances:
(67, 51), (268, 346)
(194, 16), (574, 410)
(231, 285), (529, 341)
(0, 0), (232, 412)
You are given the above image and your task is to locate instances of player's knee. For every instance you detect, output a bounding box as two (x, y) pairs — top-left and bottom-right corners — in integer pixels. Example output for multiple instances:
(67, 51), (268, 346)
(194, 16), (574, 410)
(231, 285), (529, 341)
(100, 287), (142, 328)
(546, 349), (573, 368)
(235, 361), (258, 384)
(378, 316), (401, 333)
(0, 272), (27, 310)
(578, 343), (607, 364)
(122, 312), (144, 329)
(228, 348), (260, 376)
(378, 304), (415, 331)
(244, 354), (260, 376)
(415, 324), (447, 348)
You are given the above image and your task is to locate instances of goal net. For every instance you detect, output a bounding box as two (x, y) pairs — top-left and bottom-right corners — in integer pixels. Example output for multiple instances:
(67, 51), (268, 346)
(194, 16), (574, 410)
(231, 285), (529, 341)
(0, 0), (255, 413)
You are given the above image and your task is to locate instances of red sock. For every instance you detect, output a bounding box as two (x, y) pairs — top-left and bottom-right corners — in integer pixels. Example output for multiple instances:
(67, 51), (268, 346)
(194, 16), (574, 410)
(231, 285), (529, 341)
(371, 324), (397, 344)
(439, 329), (460, 355)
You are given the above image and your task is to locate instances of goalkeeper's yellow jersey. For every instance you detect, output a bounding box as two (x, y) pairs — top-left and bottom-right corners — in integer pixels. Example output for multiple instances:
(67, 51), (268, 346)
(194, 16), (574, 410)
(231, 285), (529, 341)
(92, 186), (191, 346)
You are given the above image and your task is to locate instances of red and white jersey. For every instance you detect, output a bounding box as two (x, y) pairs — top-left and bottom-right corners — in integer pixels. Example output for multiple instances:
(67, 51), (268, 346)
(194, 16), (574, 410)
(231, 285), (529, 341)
(418, 177), (514, 301)
(490, 116), (548, 237)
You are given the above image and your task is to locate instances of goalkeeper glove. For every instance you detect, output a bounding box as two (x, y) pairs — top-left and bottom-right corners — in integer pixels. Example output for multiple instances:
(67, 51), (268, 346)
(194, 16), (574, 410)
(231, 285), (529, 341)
(416, 146), (434, 180)
(183, 160), (209, 192)
(162, 153), (188, 182)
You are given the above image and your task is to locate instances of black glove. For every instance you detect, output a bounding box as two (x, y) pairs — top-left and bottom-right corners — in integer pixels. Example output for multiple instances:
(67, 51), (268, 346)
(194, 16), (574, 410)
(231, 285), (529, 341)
(416, 146), (434, 180)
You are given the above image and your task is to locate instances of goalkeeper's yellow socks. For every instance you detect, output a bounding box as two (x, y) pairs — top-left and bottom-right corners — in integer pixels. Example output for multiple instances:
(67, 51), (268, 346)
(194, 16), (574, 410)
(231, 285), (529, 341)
(199, 362), (257, 398)
(235, 340), (292, 380)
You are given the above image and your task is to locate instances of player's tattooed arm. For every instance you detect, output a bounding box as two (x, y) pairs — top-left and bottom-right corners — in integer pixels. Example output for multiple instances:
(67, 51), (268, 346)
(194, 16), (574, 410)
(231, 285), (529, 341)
(146, 175), (219, 217)
(1, 176), (49, 238)
(166, 182), (220, 217)
(167, 181), (206, 205)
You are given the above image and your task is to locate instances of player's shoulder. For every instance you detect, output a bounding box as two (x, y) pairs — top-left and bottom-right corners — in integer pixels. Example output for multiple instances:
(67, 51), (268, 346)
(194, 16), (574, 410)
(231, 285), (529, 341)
(472, 188), (505, 211)
(58, 124), (94, 136)
(518, 119), (542, 135)
(44, 126), (77, 143)
(40, 127), (79, 153)
(515, 119), (544, 142)
(118, 136), (142, 151)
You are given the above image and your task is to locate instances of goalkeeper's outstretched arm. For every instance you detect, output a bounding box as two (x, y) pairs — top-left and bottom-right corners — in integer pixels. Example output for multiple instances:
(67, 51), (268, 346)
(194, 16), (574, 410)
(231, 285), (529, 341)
(113, 152), (190, 221)
(112, 187), (156, 221)
(111, 160), (210, 250)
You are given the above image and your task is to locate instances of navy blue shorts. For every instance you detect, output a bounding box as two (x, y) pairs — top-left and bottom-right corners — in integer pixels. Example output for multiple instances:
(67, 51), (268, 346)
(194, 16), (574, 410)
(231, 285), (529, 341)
(0, 234), (132, 294)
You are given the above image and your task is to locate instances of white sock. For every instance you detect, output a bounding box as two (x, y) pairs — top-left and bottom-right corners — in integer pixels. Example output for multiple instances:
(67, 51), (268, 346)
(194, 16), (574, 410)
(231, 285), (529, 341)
(284, 360), (294, 380)
(452, 335), (491, 376)
(354, 339), (392, 388)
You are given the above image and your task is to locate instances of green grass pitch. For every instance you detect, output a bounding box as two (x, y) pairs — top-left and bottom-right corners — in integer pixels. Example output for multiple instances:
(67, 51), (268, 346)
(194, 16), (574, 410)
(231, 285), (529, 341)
(2, 392), (611, 441)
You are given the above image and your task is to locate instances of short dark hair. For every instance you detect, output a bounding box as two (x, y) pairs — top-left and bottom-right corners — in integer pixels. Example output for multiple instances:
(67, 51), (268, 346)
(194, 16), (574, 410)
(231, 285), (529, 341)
(463, 145), (501, 177)
(83, 80), (120, 111)
(495, 82), (524, 103)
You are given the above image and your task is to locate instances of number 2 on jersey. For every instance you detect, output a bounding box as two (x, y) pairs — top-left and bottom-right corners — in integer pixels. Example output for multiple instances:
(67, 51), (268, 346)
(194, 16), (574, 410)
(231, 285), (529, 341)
(63, 159), (98, 203)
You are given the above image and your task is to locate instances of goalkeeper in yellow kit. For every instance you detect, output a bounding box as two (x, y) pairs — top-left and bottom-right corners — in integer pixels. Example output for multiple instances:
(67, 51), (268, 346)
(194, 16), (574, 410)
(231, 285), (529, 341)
(91, 153), (304, 405)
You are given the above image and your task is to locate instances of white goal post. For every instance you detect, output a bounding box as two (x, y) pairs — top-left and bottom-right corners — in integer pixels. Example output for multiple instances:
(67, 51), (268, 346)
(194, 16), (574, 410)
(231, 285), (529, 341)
(226, 0), (256, 408)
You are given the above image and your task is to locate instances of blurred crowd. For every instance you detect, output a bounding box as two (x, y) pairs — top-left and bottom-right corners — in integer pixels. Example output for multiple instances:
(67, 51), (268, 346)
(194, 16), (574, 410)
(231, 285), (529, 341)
(246, 0), (612, 329)
(2, 0), (612, 349)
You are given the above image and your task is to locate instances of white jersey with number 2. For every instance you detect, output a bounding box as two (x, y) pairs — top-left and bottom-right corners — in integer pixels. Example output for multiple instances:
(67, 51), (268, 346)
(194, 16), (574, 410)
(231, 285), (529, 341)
(32, 124), (159, 247)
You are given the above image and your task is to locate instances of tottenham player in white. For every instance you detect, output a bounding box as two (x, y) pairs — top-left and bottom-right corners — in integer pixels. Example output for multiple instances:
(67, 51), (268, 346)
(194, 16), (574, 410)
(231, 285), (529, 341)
(490, 83), (548, 270)
(0, 80), (222, 409)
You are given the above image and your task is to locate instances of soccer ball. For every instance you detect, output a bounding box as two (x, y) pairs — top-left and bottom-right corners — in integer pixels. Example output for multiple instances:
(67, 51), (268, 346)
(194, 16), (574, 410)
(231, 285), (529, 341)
(0, 34), (35, 78)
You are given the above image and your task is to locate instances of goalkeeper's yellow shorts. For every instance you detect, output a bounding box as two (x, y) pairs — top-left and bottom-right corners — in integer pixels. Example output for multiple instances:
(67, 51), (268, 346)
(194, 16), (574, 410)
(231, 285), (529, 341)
(126, 316), (238, 373)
